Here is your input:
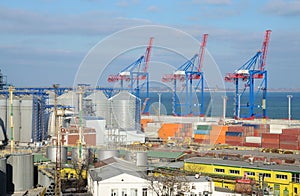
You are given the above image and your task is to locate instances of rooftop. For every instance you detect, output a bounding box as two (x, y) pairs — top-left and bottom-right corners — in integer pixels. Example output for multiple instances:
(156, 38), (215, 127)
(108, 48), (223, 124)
(89, 157), (146, 181)
(185, 157), (300, 173)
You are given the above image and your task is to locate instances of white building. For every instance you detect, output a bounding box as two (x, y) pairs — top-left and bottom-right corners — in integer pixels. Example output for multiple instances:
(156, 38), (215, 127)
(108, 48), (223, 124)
(87, 157), (234, 196)
(88, 157), (151, 196)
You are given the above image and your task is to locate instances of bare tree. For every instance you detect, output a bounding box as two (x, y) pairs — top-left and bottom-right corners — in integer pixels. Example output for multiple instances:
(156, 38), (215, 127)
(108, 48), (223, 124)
(147, 169), (191, 196)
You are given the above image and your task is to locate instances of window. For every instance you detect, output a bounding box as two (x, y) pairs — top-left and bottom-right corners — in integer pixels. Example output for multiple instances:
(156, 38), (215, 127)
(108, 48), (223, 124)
(246, 171), (255, 176)
(229, 170), (240, 175)
(111, 189), (118, 196)
(122, 189), (127, 196)
(214, 168), (225, 173)
(292, 173), (300, 183)
(261, 173), (271, 178)
(142, 188), (147, 196)
(295, 187), (298, 194)
(130, 188), (138, 196)
(276, 174), (288, 180)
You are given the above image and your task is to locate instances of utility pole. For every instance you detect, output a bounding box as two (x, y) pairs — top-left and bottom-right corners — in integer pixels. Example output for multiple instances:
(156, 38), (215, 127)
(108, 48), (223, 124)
(53, 84), (61, 196)
(9, 86), (14, 153)
(77, 85), (84, 167)
(287, 95), (293, 125)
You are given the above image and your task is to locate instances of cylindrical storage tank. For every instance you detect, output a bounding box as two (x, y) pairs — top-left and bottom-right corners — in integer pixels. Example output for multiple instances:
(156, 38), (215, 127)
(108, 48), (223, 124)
(109, 92), (141, 130)
(136, 151), (148, 167)
(97, 150), (119, 161)
(46, 146), (68, 163)
(58, 91), (78, 111)
(20, 95), (34, 143)
(6, 153), (33, 192)
(0, 157), (6, 196)
(86, 91), (111, 126)
(72, 148), (91, 163)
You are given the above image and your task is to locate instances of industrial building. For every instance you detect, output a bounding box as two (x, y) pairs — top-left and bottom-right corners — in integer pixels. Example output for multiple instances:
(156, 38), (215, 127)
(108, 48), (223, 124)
(184, 157), (300, 195)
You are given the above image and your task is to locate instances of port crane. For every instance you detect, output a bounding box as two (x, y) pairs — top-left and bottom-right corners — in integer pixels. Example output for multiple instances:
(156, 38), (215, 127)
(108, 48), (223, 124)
(224, 30), (271, 119)
(162, 34), (208, 116)
(107, 37), (154, 114)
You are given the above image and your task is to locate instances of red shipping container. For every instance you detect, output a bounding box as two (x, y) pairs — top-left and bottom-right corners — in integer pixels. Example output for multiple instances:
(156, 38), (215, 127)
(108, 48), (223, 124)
(243, 126), (254, 136)
(282, 128), (300, 135)
(228, 125), (244, 132)
(280, 143), (299, 150)
(243, 142), (261, 147)
(226, 141), (243, 146)
(262, 138), (280, 143)
(261, 143), (279, 149)
(194, 138), (209, 144)
(280, 134), (300, 142)
(262, 133), (280, 139)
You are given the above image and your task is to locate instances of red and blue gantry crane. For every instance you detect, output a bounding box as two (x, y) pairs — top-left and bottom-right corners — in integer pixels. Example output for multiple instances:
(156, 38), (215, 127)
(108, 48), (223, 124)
(162, 34), (208, 116)
(224, 30), (271, 119)
(107, 37), (154, 114)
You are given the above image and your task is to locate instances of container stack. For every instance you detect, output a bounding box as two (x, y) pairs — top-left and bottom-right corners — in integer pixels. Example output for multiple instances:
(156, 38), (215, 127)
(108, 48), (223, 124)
(280, 128), (300, 150)
(158, 123), (192, 140)
(193, 125), (211, 144)
(261, 133), (280, 149)
(225, 125), (245, 146)
(209, 125), (228, 145)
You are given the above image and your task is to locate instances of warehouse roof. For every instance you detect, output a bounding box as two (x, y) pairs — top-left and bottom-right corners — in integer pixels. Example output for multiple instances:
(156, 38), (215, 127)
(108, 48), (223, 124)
(89, 157), (146, 182)
(33, 153), (50, 163)
(185, 157), (300, 173)
(147, 150), (185, 159)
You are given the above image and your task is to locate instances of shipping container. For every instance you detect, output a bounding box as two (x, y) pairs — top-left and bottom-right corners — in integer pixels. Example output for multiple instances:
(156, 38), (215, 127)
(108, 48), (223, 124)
(210, 125), (228, 145)
(226, 131), (243, 137)
(279, 143), (299, 150)
(279, 134), (300, 142)
(194, 130), (210, 135)
(228, 125), (244, 132)
(158, 123), (192, 139)
(261, 143), (279, 149)
(194, 134), (210, 140)
(243, 142), (261, 147)
(193, 138), (209, 144)
(281, 128), (300, 135)
(196, 125), (212, 130)
(225, 141), (243, 146)
(245, 136), (262, 143)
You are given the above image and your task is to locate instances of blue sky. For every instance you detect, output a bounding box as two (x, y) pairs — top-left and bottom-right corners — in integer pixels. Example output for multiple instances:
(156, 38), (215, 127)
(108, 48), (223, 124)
(0, 0), (300, 89)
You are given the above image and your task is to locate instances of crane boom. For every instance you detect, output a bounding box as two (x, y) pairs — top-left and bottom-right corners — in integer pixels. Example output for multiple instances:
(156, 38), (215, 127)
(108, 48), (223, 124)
(260, 30), (271, 71)
(143, 37), (154, 73)
(198, 34), (208, 72)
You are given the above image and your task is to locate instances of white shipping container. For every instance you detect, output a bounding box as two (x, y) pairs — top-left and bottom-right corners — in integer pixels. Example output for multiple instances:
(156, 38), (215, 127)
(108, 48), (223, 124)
(245, 136), (262, 144)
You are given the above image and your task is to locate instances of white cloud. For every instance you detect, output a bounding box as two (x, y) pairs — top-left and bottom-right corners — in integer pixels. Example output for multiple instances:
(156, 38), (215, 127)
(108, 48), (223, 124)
(263, 0), (300, 16)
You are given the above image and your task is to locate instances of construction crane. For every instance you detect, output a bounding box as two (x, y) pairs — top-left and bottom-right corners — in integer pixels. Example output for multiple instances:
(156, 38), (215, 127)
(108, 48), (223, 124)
(107, 37), (154, 114)
(224, 30), (271, 119)
(162, 34), (208, 116)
